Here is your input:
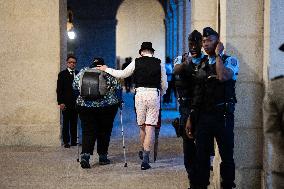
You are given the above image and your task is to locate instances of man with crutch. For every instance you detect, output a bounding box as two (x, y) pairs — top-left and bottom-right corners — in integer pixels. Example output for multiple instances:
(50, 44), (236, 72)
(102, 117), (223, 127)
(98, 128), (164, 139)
(96, 42), (167, 170)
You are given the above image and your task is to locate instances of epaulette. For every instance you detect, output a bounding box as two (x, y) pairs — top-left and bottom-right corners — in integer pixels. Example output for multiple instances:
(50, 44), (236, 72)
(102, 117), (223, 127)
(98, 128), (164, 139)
(271, 75), (284, 81)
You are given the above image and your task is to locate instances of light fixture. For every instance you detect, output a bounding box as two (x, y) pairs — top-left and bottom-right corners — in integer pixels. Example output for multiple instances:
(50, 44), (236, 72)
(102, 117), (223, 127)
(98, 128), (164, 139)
(67, 6), (76, 40)
(68, 30), (76, 40)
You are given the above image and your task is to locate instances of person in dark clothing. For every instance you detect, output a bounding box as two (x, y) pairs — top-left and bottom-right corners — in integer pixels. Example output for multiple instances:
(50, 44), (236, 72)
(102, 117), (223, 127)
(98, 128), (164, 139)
(173, 30), (209, 189)
(122, 57), (133, 92)
(263, 44), (284, 188)
(73, 57), (122, 169)
(186, 27), (239, 189)
(56, 54), (79, 148)
(163, 56), (174, 103)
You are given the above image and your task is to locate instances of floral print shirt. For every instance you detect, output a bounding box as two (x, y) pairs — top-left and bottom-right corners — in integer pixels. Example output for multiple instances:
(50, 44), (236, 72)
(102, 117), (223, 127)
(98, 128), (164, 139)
(73, 67), (122, 108)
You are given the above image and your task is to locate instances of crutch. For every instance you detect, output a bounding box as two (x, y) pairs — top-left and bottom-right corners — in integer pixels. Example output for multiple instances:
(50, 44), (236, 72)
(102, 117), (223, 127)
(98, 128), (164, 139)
(120, 103), (127, 167)
(76, 122), (80, 162)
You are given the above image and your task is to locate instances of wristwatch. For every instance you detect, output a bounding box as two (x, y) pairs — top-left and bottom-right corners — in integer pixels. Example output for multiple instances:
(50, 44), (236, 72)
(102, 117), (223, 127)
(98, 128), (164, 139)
(216, 53), (222, 58)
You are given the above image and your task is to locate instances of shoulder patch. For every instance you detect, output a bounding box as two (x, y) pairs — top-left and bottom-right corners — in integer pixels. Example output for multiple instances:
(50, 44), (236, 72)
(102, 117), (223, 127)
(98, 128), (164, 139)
(230, 58), (238, 67)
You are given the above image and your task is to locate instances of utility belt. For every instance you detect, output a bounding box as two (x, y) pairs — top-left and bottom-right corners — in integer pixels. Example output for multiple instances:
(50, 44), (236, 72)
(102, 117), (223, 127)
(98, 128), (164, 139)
(215, 101), (235, 114)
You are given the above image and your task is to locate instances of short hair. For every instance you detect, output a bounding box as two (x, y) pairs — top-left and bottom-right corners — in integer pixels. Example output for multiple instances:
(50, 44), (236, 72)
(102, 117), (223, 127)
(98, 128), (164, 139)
(66, 54), (77, 61)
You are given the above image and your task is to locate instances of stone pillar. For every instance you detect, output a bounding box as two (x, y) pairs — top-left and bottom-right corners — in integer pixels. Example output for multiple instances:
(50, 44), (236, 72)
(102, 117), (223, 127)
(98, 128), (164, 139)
(183, 0), (191, 54)
(177, 0), (184, 56)
(170, 0), (178, 59)
(166, 11), (173, 59)
(217, 0), (264, 188)
(73, 19), (117, 69)
(191, 0), (217, 31)
(0, 0), (66, 146)
(263, 0), (284, 188)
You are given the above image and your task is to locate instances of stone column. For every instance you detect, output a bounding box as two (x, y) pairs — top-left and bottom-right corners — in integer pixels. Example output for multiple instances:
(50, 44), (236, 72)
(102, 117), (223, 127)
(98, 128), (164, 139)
(263, 0), (284, 188)
(183, 0), (191, 54)
(177, 0), (184, 56)
(170, 0), (178, 59)
(191, 0), (217, 31)
(217, 0), (264, 188)
(0, 0), (66, 146)
(73, 19), (117, 69)
(166, 11), (173, 59)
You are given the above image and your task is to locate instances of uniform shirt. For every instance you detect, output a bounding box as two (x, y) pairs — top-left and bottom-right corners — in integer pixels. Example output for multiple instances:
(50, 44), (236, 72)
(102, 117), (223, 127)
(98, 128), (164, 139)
(208, 53), (239, 80)
(174, 53), (205, 66)
(105, 54), (168, 95)
(73, 67), (122, 108)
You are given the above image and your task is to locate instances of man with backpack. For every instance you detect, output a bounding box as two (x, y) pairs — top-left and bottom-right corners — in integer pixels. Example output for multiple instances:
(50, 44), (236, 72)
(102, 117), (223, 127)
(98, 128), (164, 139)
(73, 57), (122, 169)
(96, 42), (167, 170)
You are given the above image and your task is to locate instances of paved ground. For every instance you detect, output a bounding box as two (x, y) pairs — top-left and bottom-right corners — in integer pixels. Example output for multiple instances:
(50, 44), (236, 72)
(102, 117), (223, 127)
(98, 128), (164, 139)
(0, 92), (214, 189)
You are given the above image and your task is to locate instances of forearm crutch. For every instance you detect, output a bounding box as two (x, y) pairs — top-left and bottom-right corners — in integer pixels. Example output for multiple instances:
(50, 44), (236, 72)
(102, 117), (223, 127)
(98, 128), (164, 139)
(120, 103), (127, 167)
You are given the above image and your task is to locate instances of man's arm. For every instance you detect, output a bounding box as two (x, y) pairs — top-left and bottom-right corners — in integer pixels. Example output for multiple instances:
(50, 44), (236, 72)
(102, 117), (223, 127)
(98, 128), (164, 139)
(160, 61), (168, 96)
(215, 42), (234, 81)
(96, 60), (135, 79)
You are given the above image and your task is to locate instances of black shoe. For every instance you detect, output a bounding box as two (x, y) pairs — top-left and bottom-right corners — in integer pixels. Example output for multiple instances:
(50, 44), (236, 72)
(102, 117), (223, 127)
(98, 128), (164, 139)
(138, 151), (143, 160)
(64, 143), (70, 148)
(141, 162), (151, 170)
(80, 153), (90, 169)
(99, 155), (111, 165)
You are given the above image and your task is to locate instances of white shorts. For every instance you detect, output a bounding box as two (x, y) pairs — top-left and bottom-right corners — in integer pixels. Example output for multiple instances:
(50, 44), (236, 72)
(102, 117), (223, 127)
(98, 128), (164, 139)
(134, 88), (160, 126)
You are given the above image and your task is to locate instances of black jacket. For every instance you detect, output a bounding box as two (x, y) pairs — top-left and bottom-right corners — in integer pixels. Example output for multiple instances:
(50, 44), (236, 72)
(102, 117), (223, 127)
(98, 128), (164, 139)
(56, 69), (79, 107)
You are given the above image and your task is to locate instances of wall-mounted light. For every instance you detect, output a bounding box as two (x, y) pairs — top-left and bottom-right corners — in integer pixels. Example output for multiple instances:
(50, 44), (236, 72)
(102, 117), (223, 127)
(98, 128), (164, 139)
(68, 30), (76, 40)
(67, 6), (76, 40)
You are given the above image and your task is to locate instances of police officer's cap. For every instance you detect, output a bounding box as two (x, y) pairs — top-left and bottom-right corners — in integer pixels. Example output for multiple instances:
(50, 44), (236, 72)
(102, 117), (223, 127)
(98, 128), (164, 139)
(188, 30), (202, 43)
(279, 43), (284, 52)
(203, 27), (219, 38)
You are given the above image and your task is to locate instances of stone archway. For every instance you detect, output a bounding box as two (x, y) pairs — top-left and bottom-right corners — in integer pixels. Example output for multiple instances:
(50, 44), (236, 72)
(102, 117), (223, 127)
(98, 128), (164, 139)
(116, 0), (166, 66)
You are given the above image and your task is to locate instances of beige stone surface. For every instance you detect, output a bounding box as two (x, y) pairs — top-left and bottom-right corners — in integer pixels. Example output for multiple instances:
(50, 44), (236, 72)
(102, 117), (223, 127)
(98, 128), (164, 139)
(234, 82), (263, 129)
(191, 0), (217, 31)
(0, 0), (66, 146)
(116, 0), (165, 64)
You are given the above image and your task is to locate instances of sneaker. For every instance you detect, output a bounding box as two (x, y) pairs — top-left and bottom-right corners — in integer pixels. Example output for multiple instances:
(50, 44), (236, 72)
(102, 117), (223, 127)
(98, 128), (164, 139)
(99, 155), (111, 165)
(141, 162), (151, 170)
(80, 153), (90, 169)
(138, 151), (143, 160)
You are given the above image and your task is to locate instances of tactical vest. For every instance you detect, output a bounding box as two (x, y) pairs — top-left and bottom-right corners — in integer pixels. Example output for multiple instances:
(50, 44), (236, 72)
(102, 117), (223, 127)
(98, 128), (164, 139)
(193, 55), (237, 112)
(174, 55), (208, 99)
(133, 56), (161, 88)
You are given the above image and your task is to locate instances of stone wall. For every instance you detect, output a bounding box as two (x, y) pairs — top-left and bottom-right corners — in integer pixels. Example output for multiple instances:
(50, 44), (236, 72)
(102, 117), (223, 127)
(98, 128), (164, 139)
(0, 0), (66, 146)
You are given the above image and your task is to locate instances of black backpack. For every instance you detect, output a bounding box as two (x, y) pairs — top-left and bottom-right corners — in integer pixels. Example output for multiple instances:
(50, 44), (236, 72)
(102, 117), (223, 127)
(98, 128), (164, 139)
(79, 68), (108, 100)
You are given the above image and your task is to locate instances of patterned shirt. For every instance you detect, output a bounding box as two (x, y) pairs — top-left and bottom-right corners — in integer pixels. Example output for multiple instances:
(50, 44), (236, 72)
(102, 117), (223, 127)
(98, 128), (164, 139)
(73, 67), (122, 108)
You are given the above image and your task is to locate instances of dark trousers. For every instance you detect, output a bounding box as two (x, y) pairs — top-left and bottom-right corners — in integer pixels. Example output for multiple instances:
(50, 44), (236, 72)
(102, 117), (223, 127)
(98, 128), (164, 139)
(62, 107), (78, 145)
(193, 112), (235, 188)
(79, 104), (118, 155)
(179, 99), (196, 185)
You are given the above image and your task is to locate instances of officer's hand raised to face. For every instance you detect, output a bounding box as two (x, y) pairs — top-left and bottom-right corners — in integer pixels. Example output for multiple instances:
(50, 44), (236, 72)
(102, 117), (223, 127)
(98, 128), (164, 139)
(215, 41), (224, 55)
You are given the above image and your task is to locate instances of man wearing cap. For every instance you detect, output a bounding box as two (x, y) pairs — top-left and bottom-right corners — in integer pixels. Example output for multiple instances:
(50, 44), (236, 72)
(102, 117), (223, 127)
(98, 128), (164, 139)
(263, 44), (284, 188)
(73, 57), (122, 169)
(173, 30), (210, 189)
(96, 42), (167, 170)
(186, 27), (239, 189)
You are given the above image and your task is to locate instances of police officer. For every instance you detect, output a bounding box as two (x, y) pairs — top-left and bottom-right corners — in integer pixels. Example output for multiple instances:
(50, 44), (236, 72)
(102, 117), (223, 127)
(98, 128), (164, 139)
(263, 44), (284, 188)
(173, 30), (208, 189)
(186, 27), (239, 189)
